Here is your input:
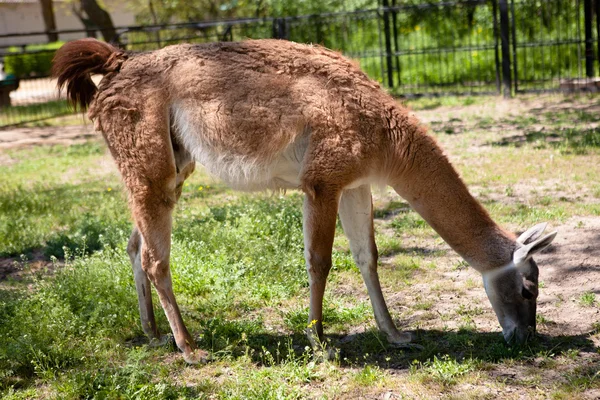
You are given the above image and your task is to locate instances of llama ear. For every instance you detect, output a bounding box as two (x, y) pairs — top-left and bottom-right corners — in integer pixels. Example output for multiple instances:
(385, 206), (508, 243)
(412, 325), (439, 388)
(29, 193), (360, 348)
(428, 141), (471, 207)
(514, 231), (557, 265)
(516, 222), (548, 245)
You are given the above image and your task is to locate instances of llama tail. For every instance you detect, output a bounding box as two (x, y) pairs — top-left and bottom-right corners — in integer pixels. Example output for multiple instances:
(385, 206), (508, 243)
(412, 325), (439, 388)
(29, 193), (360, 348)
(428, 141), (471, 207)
(52, 38), (127, 111)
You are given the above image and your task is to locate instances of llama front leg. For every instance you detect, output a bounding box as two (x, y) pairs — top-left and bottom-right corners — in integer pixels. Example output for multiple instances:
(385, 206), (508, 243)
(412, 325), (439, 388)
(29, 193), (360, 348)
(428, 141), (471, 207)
(302, 187), (340, 353)
(338, 185), (412, 345)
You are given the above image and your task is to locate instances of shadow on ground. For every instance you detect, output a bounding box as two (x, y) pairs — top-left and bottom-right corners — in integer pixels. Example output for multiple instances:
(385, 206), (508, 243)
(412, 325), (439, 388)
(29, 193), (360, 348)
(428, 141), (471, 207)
(491, 126), (600, 150)
(126, 324), (598, 371)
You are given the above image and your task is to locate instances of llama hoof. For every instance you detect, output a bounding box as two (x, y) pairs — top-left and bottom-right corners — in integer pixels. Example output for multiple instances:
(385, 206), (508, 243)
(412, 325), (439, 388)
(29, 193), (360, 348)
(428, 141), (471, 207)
(324, 346), (339, 361)
(183, 349), (210, 364)
(313, 346), (339, 362)
(148, 334), (172, 348)
(387, 332), (423, 350)
(386, 331), (413, 345)
(392, 342), (424, 350)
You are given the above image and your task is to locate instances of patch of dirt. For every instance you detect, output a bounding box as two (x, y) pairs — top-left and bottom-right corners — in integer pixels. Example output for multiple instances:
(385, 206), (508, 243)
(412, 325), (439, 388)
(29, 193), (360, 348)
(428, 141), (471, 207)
(412, 94), (600, 156)
(536, 216), (600, 336)
(471, 178), (599, 205)
(0, 258), (22, 281)
(0, 250), (56, 282)
(413, 94), (600, 126)
(0, 123), (97, 151)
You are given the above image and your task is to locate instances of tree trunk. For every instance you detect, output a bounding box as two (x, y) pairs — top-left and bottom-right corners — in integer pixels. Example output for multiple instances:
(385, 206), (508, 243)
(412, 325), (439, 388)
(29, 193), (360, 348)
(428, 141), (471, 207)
(80, 0), (120, 44)
(39, 0), (58, 42)
(148, 0), (161, 46)
(71, 3), (97, 38)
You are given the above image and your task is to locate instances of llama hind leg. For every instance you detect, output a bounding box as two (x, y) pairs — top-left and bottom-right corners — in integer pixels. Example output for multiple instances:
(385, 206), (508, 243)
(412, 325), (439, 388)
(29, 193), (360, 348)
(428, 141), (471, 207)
(127, 227), (163, 342)
(100, 95), (203, 362)
(131, 193), (208, 364)
(126, 147), (195, 345)
(338, 185), (412, 345)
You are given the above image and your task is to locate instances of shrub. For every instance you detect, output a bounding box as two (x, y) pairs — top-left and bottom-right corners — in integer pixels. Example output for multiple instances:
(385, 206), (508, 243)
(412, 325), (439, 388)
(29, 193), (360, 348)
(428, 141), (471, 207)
(3, 42), (64, 78)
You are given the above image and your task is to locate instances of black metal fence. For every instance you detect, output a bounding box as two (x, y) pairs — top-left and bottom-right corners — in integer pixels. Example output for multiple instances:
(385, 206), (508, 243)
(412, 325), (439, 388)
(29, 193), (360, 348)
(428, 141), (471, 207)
(1, 0), (599, 128)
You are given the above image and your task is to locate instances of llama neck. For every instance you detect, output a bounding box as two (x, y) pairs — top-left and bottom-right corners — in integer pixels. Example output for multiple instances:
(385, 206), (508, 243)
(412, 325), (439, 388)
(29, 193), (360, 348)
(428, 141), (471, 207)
(389, 128), (516, 272)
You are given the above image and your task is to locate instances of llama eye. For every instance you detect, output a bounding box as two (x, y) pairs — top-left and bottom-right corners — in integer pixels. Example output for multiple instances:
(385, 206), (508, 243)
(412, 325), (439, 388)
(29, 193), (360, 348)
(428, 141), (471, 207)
(521, 287), (534, 300)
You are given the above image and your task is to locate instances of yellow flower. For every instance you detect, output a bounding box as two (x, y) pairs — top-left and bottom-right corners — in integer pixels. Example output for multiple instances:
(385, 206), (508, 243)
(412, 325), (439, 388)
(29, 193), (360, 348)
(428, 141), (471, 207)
(107, 187), (112, 192)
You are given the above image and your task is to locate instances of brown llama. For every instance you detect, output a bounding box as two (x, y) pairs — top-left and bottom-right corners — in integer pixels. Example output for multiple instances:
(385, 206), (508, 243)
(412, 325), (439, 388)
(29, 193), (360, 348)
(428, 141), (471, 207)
(52, 38), (556, 363)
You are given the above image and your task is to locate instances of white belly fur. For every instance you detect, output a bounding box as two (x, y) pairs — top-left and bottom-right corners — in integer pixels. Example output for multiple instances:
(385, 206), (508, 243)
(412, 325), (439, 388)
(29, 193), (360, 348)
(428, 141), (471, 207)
(171, 103), (382, 193)
(171, 103), (306, 191)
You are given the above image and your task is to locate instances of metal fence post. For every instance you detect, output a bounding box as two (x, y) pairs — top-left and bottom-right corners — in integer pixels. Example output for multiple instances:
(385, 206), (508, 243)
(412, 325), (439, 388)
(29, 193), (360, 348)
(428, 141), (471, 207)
(584, 0), (595, 77)
(492, 0), (501, 94)
(597, 0), (600, 76)
(510, 0), (518, 93)
(381, 0), (395, 89)
(499, 0), (512, 98)
(272, 18), (287, 40)
(391, 0), (401, 85)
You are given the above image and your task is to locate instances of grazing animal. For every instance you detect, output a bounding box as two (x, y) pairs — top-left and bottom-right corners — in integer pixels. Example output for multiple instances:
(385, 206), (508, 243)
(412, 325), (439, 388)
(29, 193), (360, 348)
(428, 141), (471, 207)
(52, 38), (556, 363)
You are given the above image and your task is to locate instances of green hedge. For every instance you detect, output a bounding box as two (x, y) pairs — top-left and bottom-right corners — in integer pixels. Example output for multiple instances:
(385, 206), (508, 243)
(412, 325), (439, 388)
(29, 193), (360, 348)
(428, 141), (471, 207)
(3, 41), (65, 78)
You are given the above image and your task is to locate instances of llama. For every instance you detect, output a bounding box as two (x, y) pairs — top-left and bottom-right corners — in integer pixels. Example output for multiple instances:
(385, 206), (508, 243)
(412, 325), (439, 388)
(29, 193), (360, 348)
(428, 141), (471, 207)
(52, 38), (556, 363)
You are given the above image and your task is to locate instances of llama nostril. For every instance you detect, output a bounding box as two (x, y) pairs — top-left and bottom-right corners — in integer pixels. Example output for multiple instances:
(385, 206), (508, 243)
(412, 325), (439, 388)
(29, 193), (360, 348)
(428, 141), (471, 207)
(502, 328), (516, 343)
(527, 325), (536, 339)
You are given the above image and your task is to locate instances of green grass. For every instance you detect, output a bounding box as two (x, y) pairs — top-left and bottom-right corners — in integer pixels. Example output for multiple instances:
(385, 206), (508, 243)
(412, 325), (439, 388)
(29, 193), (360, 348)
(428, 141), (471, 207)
(353, 364), (384, 386)
(0, 143), (128, 258)
(1, 94), (600, 398)
(579, 292), (597, 308)
(411, 354), (480, 386)
(402, 96), (484, 111)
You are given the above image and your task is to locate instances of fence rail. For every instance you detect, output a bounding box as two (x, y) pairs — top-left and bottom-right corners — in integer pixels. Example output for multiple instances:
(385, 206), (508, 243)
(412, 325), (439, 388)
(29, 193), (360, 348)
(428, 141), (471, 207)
(1, 0), (599, 128)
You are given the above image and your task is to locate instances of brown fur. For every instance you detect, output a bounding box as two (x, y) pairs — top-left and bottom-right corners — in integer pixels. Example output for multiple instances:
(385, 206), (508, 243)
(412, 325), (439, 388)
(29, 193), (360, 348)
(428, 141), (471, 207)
(52, 38), (553, 362)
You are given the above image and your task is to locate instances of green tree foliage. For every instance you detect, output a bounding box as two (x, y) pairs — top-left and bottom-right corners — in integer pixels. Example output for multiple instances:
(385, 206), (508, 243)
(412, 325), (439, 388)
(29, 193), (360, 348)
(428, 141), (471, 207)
(516, 0), (581, 40)
(398, 0), (482, 44)
(132, 0), (376, 24)
(3, 42), (65, 78)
